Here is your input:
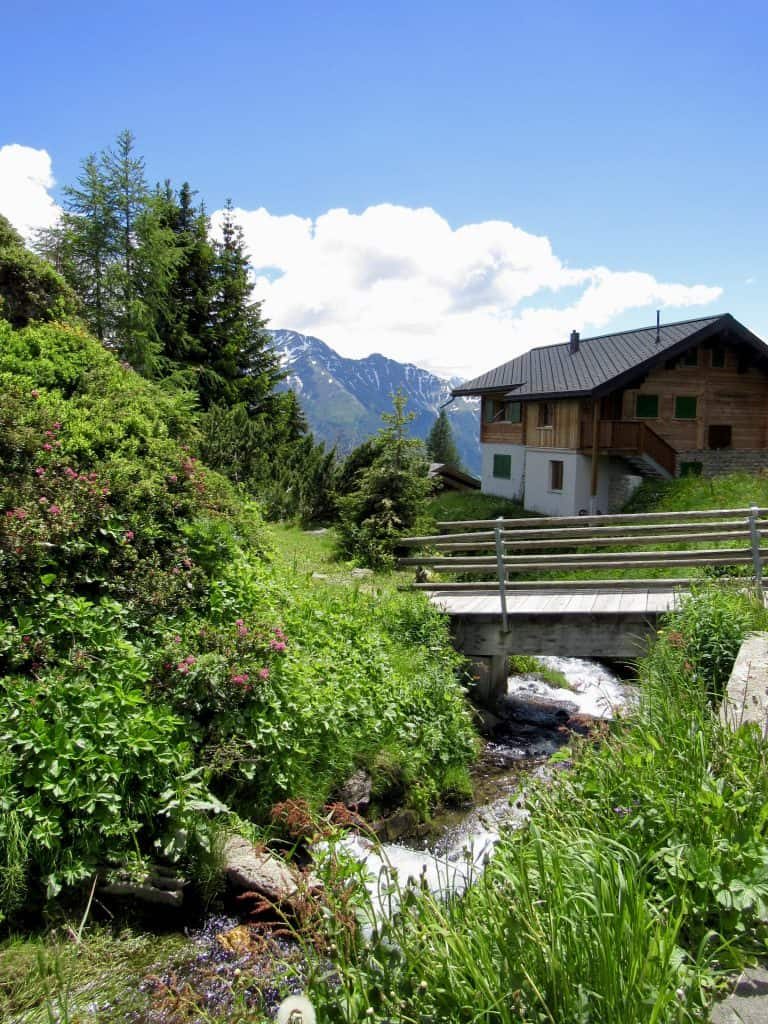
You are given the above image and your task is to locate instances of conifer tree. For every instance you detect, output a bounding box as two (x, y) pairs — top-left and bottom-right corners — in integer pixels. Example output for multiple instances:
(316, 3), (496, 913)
(426, 407), (462, 467)
(205, 201), (284, 411)
(336, 389), (430, 567)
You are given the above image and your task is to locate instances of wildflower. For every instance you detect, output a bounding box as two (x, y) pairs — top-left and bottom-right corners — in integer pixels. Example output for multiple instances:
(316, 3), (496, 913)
(64, 467), (77, 479)
(235, 618), (248, 636)
(42, 443), (52, 451)
(274, 627), (285, 640)
(184, 655), (196, 665)
(419, 980), (428, 991)
(177, 662), (190, 674)
(270, 639), (287, 653)
(124, 530), (134, 542)
(31, 389), (39, 398)
(168, 473), (178, 483)
(48, 505), (61, 515)
(35, 467), (45, 477)
(45, 430), (55, 438)
(259, 667), (270, 681)
(230, 672), (249, 685)
(39, 496), (48, 504)
(173, 635), (182, 644)
(613, 806), (631, 817)
(51, 421), (61, 430)
(182, 557), (192, 568)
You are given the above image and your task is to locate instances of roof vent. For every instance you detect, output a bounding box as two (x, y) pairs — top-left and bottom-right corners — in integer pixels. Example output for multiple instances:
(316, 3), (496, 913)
(655, 310), (661, 344)
(569, 330), (580, 354)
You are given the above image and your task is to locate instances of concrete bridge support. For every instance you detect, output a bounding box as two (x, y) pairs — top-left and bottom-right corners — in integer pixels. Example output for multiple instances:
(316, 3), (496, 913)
(452, 610), (665, 709)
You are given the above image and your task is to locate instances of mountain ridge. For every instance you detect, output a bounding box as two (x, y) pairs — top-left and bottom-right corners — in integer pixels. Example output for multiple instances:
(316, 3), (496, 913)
(269, 329), (480, 474)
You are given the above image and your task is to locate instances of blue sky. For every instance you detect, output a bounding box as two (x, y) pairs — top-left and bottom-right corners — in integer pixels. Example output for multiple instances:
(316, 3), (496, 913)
(1, 0), (765, 376)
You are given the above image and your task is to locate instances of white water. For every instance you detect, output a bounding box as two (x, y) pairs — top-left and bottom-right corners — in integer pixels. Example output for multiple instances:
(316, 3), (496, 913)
(508, 655), (632, 719)
(329, 657), (634, 917)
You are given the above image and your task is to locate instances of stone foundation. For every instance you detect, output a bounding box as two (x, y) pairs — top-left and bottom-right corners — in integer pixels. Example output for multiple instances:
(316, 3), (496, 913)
(675, 449), (768, 477)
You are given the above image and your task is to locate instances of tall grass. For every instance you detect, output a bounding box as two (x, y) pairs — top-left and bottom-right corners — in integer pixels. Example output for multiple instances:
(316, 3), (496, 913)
(303, 586), (768, 1022)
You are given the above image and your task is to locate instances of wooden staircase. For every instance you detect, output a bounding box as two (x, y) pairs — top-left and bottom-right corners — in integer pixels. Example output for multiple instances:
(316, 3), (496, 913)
(581, 420), (676, 479)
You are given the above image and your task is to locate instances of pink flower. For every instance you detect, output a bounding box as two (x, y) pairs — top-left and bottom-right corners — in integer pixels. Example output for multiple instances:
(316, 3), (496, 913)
(258, 667), (270, 681)
(230, 672), (249, 685)
(177, 662), (189, 674)
(270, 639), (287, 653)
(274, 627), (285, 640)
(35, 467), (45, 477)
(172, 635), (182, 644)
(42, 443), (52, 451)
(48, 504), (61, 515)
(124, 530), (134, 542)
(31, 389), (39, 399)
(182, 557), (192, 568)
(184, 655), (196, 665)
(167, 474), (178, 483)
(51, 422), (61, 430)
(64, 467), (77, 479)
(39, 497), (48, 505)
(45, 431), (54, 438)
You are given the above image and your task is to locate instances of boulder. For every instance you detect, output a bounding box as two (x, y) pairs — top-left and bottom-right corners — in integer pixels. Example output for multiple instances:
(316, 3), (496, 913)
(335, 769), (372, 809)
(222, 836), (303, 901)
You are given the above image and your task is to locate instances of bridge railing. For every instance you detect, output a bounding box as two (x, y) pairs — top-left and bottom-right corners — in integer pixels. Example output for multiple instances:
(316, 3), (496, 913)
(398, 506), (768, 607)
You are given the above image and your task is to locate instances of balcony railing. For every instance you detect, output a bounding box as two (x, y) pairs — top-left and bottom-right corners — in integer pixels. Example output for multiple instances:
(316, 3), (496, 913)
(580, 420), (677, 476)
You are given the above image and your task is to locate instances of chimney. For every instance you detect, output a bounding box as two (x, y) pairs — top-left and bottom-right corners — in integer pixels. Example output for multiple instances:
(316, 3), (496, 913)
(569, 330), (580, 354)
(655, 309), (661, 344)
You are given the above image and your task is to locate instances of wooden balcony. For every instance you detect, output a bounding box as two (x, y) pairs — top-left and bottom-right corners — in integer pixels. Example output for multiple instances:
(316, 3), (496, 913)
(580, 420), (677, 477)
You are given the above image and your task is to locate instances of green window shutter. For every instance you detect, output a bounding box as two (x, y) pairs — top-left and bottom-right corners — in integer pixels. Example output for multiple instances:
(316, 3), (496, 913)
(674, 396), (697, 419)
(508, 402), (522, 423)
(493, 454), (512, 479)
(636, 394), (659, 418)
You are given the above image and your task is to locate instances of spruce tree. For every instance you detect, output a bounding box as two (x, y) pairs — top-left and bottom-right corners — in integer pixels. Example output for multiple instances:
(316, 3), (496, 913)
(337, 389), (430, 567)
(205, 201), (283, 411)
(426, 407), (462, 467)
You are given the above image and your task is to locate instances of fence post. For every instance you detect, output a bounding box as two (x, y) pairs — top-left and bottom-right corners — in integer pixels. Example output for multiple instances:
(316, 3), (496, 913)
(494, 517), (509, 632)
(748, 505), (764, 603)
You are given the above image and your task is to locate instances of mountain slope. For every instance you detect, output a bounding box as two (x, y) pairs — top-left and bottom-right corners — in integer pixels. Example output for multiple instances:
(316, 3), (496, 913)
(270, 329), (481, 474)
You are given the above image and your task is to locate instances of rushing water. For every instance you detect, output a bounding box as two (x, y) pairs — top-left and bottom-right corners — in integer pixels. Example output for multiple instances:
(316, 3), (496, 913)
(335, 656), (634, 913)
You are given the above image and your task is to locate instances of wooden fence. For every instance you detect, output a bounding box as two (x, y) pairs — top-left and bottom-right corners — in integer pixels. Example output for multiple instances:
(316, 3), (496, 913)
(398, 506), (768, 613)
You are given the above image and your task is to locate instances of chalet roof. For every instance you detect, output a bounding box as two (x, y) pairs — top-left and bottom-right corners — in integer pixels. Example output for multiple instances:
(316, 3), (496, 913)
(453, 314), (768, 400)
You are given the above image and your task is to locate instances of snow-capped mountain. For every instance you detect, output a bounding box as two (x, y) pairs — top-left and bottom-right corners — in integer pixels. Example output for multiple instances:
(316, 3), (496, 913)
(270, 329), (480, 474)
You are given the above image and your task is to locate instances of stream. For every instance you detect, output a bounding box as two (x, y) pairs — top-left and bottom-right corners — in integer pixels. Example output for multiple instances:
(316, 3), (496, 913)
(334, 656), (634, 912)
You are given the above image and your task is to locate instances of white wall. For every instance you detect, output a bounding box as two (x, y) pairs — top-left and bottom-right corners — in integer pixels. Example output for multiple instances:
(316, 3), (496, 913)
(483, 444), (643, 516)
(480, 443), (526, 501)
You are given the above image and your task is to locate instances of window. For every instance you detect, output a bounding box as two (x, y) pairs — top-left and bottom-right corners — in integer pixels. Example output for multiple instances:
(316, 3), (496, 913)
(680, 461), (703, 478)
(484, 399), (522, 424)
(538, 402), (554, 427)
(708, 425), (732, 449)
(493, 453), (512, 479)
(549, 460), (564, 491)
(710, 347), (726, 368)
(674, 396), (698, 419)
(682, 348), (698, 366)
(635, 394), (659, 418)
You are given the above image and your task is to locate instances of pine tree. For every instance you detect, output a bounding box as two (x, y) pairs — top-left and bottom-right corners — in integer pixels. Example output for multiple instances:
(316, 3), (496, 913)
(336, 389), (431, 567)
(205, 201), (284, 411)
(426, 407), (462, 467)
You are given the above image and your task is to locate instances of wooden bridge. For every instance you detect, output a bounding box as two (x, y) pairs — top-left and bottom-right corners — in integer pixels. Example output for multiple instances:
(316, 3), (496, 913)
(398, 507), (767, 705)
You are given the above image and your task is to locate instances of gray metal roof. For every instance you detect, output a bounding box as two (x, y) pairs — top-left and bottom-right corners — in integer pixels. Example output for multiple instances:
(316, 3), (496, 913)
(453, 314), (768, 400)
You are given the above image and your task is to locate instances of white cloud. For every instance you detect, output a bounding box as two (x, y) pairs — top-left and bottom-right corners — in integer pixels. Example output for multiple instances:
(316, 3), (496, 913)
(215, 202), (722, 378)
(1, 144), (722, 379)
(0, 144), (61, 238)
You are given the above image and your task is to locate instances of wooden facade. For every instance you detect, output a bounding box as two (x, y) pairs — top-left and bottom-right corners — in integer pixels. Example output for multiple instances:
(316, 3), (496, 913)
(480, 340), (768, 462)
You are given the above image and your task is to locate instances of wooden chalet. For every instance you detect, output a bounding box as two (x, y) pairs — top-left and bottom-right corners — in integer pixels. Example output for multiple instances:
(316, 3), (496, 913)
(453, 314), (768, 516)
